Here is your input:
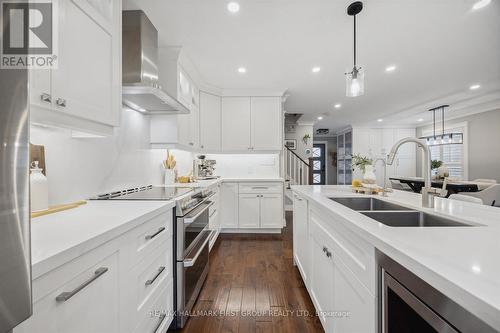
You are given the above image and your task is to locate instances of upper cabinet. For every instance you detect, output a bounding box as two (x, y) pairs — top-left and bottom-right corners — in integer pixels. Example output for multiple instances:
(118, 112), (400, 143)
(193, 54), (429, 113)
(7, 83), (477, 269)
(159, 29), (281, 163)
(251, 97), (282, 150)
(221, 97), (252, 151)
(221, 96), (282, 152)
(199, 92), (221, 151)
(30, 0), (122, 136)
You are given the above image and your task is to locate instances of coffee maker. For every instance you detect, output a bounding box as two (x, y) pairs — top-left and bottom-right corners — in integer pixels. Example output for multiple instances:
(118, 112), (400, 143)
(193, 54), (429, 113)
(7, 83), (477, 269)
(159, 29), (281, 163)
(193, 156), (217, 180)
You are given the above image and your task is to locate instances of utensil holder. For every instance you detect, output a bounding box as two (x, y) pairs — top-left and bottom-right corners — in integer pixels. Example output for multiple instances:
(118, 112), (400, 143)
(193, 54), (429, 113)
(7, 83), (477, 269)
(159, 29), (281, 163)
(164, 169), (176, 185)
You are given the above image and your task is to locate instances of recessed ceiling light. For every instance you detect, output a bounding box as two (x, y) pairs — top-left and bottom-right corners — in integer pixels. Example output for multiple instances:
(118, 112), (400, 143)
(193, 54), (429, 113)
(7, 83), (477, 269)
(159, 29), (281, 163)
(334, 103), (341, 109)
(312, 66), (321, 73)
(472, 0), (491, 10)
(385, 65), (397, 72)
(317, 116), (323, 120)
(377, 118), (383, 122)
(469, 84), (481, 90)
(237, 67), (247, 73)
(417, 118), (424, 122)
(227, 2), (240, 13)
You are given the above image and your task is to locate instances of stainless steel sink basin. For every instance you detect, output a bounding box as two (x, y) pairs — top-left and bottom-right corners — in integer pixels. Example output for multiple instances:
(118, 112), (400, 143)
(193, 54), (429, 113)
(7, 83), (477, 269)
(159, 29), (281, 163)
(360, 211), (474, 227)
(330, 197), (409, 211)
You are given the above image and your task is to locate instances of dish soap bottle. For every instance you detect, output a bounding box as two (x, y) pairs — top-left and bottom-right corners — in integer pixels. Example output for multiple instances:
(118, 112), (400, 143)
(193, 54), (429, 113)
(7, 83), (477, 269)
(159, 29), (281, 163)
(30, 161), (48, 212)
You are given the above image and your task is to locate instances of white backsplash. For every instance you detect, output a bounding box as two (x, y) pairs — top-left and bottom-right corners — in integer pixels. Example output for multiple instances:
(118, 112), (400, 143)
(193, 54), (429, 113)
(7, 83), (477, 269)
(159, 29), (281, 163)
(30, 107), (280, 205)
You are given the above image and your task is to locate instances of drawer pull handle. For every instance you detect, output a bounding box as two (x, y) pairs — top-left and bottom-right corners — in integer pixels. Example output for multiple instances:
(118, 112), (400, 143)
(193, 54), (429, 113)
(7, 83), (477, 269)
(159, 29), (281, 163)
(322, 246), (327, 253)
(40, 93), (51, 103)
(56, 98), (66, 107)
(145, 227), (165, 240)
(56, 267), (108, 302)
(326, 251), (332, 258)
(145, 266), (165, 286)
(252, 187), (269, 189)
(152, 313), (166, 333)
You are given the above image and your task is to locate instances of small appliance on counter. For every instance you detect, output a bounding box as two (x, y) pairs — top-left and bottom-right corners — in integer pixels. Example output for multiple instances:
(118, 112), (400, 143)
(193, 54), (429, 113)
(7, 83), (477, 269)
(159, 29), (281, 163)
(193, 156), (217, 180)
(30, 161), (49, 212)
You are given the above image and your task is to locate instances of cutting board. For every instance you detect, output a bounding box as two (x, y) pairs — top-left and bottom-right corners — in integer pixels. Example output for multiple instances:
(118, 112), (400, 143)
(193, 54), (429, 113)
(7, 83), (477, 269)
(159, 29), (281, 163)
(31, 201), (87, 218)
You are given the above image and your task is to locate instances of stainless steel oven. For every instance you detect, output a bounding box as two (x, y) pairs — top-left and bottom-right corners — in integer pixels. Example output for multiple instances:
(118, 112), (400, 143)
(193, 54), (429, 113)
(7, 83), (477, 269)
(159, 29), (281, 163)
(173, 190), (214, 329)
(377, 250), (497, 333)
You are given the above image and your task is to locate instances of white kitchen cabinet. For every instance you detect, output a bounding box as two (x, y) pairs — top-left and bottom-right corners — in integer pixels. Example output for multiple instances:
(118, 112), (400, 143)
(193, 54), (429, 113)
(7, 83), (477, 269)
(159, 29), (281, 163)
(332, 254), (376, 333)
(251, 97), (282, 150)
(221, 97), (252, 151)
(293, 194), (309, 286)
(30, 0), (121, 136)
(238, 194), (261, 228)
(178, 104), (199, 148)
(220, 183), (239, 228)
(15, 248), (120, 333)
(260, 194), (283, 228)
(199, 91), (222, 151)
(15, 209), (174, 333)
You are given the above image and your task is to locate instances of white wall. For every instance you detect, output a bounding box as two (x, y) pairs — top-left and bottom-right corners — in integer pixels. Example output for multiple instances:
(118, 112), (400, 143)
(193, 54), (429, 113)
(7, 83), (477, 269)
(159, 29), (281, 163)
(31, 107), (280, 205)
(285, 124), (313, 162)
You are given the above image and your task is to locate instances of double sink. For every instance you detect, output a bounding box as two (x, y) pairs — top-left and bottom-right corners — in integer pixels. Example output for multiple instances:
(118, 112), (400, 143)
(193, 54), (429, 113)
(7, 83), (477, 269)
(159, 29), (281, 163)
(330, 197), (474, 227)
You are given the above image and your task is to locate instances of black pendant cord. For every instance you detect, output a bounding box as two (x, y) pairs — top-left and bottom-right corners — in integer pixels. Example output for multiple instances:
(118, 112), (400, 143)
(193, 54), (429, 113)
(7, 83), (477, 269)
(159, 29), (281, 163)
(433, 110), (436, 138)
(353, 15), (357, 67)
(441, 106), (445, 136)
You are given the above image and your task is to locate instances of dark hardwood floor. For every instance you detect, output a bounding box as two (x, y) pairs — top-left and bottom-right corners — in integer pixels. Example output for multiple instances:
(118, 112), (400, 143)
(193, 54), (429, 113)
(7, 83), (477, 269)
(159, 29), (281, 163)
(180, 212), (324, 333)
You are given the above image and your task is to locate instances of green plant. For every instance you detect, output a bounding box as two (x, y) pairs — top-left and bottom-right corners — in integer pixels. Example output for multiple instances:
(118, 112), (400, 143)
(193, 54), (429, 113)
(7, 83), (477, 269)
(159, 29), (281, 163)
(352, 154), (373, 173)
(431, 160), (443, 170)
(302, 134), (311, 144)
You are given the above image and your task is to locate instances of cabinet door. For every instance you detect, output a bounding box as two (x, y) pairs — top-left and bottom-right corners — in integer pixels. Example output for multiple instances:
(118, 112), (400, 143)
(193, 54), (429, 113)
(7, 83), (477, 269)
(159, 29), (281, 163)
(309, 229), (335, 332)
(199, 92), (222, 151)
(52, 0), (119, 126)
(16, 252), (120, 333)
(332, 255), (376, 333)
(260, 194), (283, 228)
(251, 97), (282, 150)
(220, 183), (239, 228)
(29, 69), (52, 111)
(221, 97), (251, 151)
(238, 194), (260, 228)
(293, 194), (309, 285)
(178, 68), (193, 109)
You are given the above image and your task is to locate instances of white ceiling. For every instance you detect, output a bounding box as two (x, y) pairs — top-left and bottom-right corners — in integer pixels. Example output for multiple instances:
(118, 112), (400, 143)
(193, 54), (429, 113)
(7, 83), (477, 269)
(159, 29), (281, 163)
(124, 0), (500, 133)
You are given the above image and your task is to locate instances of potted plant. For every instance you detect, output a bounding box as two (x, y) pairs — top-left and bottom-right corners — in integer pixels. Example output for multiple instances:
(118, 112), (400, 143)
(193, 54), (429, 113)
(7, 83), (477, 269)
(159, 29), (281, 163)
(302, 133), (311, 145)
(352, 154), (376, 184)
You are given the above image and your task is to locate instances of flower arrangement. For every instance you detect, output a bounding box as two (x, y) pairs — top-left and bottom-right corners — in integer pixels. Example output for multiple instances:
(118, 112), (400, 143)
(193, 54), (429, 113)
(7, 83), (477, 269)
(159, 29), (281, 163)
(352, 154), (373, 173)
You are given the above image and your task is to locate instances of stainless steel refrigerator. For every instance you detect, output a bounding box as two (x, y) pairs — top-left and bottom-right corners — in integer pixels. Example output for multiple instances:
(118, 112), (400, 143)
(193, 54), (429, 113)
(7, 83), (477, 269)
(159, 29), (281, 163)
(0, 65), (32, 330)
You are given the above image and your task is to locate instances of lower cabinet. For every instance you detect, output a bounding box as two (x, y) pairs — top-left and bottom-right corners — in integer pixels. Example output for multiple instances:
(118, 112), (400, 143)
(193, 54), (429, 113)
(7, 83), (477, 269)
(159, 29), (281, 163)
(221, 181), (284, 231)
(15, 209), (174, 333)
(293, 193), (309, 286)
(293, 194), (377, 333)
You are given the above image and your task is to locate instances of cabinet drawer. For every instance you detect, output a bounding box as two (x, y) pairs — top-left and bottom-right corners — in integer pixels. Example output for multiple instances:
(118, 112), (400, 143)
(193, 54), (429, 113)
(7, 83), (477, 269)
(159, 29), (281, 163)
(133, 280), (174, 333)
(238, 182), (282, 194)
(309, 206), (376, 295)
(16, 249), (120, 333)
(131, 239), (172, 313)
(130, 211), (172, 266)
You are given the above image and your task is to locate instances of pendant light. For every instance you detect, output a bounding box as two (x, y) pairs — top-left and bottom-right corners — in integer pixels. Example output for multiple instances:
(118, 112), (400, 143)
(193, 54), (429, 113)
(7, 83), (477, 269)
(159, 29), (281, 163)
(419, 105), (464, 146)
(345, 1), (364, 97)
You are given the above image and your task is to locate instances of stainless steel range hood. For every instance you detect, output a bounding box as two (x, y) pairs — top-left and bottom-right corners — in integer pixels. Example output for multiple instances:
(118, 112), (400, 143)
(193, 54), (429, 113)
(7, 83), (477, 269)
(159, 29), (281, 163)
(122, 10), (189, 114)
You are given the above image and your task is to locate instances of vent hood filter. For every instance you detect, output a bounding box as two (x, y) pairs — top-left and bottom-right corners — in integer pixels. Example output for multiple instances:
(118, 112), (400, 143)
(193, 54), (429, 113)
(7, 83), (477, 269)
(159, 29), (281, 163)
(122, 10), (189, 114)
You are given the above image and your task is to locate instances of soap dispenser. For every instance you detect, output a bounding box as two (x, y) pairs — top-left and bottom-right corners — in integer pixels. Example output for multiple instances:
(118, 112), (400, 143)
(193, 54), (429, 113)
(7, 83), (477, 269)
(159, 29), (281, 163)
(30, 161), (48, 212)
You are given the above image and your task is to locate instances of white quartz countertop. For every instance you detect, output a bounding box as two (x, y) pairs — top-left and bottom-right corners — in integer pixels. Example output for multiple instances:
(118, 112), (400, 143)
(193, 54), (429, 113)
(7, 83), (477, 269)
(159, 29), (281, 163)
(291, 185), (500, 330)
(31, 200), (175, 279)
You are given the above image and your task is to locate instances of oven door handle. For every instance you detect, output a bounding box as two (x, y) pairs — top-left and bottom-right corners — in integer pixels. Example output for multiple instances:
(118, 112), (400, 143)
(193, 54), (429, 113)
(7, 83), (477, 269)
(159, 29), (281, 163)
(183, 230), (213, 267)
(183, 201), (214, 224)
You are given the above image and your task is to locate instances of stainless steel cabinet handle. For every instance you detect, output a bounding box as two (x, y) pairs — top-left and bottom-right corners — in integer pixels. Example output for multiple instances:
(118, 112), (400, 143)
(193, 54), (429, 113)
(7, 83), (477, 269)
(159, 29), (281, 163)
(40, 93), (51, 103)
(252, 187), (269, 189)
(326, 250), (332, 258)
(189, 142), (194, 146)
(56, 267), (108, 302)
(152, 313), (166, 333)
(184, 201), (213, 224)
(56, 98), (66, 107)
(145, 266), (165, 286)
(145, 227), (165, 240)
(322, 246), (327, 253)
(184, 230), (212, 267)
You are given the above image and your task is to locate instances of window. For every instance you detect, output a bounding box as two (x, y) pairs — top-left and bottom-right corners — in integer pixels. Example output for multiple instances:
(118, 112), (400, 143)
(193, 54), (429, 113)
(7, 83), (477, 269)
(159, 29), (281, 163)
(423, 123), (467, 179)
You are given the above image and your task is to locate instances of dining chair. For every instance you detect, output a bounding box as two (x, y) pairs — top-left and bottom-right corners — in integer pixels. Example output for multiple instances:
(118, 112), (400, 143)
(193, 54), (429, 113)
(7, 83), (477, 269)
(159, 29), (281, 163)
(448, 194), (483, 205)
(459, 184), (500, 207)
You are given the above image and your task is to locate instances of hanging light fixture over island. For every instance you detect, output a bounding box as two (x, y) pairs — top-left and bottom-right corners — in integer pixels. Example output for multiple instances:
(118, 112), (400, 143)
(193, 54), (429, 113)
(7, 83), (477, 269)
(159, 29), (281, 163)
(419, 105), (464, 146)
(345, 1), (365, 97)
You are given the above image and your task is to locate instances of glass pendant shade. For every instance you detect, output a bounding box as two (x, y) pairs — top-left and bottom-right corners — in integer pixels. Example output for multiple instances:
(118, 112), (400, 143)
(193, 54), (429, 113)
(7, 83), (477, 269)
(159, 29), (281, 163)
(346, 67), (365, 97)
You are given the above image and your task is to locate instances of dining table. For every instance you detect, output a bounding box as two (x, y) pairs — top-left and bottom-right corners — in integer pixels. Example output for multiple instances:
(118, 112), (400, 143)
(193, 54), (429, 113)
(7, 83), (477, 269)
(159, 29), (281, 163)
(389, 176), (481, 197)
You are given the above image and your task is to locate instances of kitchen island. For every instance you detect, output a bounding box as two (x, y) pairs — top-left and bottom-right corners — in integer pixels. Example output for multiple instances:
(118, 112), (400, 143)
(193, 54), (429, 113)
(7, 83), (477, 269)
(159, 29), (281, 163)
(291, 185), (500, 333)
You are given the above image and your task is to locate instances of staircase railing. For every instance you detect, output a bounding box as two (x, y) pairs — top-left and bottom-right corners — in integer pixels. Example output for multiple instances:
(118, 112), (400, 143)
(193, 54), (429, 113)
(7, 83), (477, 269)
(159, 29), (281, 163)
(284, 145), (310, 186)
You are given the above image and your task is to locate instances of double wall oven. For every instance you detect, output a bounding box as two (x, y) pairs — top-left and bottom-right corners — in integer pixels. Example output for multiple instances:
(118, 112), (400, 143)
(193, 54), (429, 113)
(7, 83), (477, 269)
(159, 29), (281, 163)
(91, 186), (215, 329)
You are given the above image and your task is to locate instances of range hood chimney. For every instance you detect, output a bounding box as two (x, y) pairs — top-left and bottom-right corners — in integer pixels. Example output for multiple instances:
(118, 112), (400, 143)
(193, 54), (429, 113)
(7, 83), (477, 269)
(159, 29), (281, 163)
(122, 10), (189, 114)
